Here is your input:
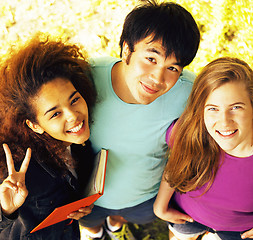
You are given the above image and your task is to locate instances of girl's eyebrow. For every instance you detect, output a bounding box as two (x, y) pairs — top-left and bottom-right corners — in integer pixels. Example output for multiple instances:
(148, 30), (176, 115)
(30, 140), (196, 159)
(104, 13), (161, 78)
(205, 104), (218, 107)
(229, 102), (245, 106)
(44, 106), (57, 116)
(205, 102), (246, 108)
(44, 91), (78, 116)
(69, 91), (78, 100)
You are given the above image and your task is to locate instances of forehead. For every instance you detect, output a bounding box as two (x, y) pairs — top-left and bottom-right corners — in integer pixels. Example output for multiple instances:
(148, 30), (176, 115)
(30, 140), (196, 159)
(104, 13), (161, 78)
(135, 36), (165, 52)
(207, 81), (250, 103)
(32, 78), (75, 109)
(38, 78), (73, 97)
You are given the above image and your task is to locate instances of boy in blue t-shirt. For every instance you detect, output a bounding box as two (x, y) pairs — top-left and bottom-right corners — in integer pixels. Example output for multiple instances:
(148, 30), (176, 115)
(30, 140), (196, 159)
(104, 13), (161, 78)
(79, 1), (200, 239)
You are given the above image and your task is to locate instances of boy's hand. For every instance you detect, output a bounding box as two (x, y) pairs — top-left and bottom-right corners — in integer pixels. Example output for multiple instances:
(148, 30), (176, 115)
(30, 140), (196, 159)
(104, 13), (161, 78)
(67, 204), (94, 220)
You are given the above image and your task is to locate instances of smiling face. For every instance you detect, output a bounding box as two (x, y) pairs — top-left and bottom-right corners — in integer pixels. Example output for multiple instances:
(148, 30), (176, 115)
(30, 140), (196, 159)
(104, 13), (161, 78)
(204, 81), (253, 157)
(27, 78), (90, 146)
(114, 36), (183, 104)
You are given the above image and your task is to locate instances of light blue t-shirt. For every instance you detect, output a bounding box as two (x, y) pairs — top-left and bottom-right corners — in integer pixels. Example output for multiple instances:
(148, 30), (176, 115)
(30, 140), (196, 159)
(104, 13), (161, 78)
(89, 56), (195, 209)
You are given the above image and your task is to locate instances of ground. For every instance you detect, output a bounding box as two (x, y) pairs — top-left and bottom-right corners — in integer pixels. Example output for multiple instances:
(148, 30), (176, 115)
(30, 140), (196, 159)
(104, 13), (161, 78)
(128, 219), (169, 240)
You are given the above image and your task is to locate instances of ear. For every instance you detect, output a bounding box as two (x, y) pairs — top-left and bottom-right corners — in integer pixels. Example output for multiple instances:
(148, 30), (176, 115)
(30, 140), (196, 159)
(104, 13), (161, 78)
(26, 119), (44, 134)
(121, 42), (131, 63)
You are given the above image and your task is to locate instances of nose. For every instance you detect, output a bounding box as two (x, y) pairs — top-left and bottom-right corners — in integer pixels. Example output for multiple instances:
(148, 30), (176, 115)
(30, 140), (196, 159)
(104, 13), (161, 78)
(150, 67), (164, 84)
(65, 109), (78, 123)
(219, 110), (232, 126)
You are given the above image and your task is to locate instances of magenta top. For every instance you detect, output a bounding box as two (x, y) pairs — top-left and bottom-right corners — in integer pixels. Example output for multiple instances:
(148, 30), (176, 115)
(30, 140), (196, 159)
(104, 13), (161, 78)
(166, 123), (253, 231)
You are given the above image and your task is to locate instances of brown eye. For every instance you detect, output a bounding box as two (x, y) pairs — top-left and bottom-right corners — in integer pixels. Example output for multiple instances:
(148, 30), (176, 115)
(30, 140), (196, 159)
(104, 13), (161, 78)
(71, 97), (80, 105)
(50, 112), (60, 119)
(168, 66), (178, 72)
(147, 57), (156, 63)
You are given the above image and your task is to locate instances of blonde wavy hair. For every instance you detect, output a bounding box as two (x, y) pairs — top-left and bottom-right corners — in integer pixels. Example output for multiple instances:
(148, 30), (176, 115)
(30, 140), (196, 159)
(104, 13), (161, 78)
(165, 57), (253, 193)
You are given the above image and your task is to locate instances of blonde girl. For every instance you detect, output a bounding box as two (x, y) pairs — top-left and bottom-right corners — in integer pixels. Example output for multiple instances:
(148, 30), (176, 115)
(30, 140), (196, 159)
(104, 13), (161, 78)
(154, 57), (253, 240)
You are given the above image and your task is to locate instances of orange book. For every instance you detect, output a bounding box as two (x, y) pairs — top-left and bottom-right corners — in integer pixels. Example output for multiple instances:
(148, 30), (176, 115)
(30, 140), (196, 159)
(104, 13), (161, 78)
(30, 149), (108, 233)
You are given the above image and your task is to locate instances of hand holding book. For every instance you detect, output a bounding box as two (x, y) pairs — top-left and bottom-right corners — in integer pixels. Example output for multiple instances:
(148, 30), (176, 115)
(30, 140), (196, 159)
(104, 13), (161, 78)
(67, 204), (94, 220)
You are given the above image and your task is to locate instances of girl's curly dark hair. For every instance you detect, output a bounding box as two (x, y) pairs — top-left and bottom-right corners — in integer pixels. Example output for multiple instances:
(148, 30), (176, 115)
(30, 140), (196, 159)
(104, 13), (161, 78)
(0, 36), (96, 179)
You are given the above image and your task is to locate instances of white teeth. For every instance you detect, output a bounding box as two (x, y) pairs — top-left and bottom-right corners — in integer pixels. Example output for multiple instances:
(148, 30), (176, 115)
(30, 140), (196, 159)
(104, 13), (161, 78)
(218, 130), (235, 136)
(68, 122), (83, 133)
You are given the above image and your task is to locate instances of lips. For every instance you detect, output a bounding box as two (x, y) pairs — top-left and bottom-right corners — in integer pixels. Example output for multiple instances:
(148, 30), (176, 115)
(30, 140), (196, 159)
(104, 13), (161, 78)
(140, 82), (159, 94)
(216, 129), (238, 137)
(67, 121), (84, 133)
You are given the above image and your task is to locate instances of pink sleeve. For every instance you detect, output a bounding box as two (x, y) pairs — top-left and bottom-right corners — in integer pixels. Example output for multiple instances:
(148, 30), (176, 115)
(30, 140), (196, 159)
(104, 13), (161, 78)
(165, 121), (176, 145)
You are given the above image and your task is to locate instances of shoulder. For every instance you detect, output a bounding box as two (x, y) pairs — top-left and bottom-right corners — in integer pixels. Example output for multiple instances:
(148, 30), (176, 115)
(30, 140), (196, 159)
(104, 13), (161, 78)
(164, 69), (195, 97)
(165, 120), (178, 145)
(178, 69), (196, 85)
(89, 56), (121, 69)
(160, 70), (195, 104)
(88, 57), (121, 88)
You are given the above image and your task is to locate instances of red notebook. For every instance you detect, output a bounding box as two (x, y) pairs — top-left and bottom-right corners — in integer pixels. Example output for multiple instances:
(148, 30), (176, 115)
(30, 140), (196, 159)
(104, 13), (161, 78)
(30, 149), (108, 233)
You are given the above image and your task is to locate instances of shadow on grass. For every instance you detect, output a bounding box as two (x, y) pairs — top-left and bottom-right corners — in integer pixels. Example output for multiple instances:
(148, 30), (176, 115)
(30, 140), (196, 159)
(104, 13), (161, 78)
(128, 218), (169, 240)
(104, 218), (169, 240)
(104, 219), (206, 240)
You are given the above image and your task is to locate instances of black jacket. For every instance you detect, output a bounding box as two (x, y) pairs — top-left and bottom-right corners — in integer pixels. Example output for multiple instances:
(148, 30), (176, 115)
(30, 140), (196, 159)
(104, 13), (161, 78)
(0, 141), (94, 240)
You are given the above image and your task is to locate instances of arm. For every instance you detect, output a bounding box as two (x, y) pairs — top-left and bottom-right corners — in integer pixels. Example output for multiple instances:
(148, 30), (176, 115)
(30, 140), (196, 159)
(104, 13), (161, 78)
(241, 228), (253, 239)
(153, 173), (193, 224)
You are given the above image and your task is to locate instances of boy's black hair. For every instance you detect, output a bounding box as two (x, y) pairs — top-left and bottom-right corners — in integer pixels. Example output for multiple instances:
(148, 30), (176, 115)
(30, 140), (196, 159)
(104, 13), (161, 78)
(119, 0), (200, 67)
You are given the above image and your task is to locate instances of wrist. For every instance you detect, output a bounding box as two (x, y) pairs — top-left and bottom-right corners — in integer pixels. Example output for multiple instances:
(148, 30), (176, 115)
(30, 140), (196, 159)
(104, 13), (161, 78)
(1, 207), (17, 219)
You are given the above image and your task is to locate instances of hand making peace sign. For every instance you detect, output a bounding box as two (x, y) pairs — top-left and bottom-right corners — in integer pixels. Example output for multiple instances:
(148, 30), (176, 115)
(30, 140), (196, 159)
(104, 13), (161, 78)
(0, 144), (31, 217)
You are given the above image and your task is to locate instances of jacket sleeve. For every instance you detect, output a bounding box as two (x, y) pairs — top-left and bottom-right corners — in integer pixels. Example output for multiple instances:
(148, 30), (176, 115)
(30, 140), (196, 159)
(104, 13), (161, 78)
(0, 210), (14, 229)
(0, 208), (19, 236)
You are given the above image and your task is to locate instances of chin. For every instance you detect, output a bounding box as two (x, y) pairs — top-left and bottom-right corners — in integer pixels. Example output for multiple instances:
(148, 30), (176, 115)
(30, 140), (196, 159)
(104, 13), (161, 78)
(140, 95), (159, 105)
(78, 135), (90, 145)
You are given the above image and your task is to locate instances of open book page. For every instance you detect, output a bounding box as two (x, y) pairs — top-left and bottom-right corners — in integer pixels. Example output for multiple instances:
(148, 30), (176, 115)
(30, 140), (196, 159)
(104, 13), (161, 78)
(30, 148), (108, 233)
